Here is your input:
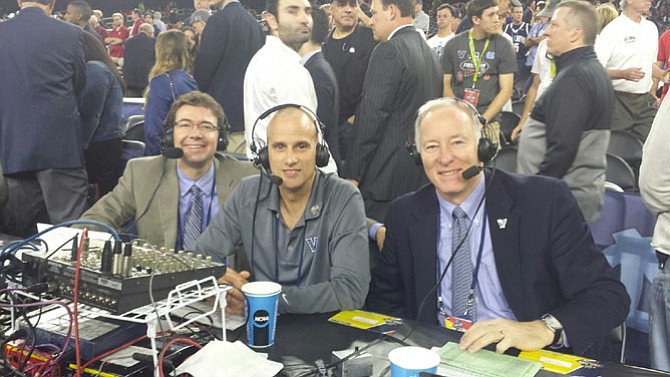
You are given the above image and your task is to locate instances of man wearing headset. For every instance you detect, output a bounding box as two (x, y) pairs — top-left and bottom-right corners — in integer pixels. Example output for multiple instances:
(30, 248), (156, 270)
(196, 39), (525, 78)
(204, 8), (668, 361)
(79, 92), (257, 252)
(196, 105), (370, 314)
(367, 98), (629, 361)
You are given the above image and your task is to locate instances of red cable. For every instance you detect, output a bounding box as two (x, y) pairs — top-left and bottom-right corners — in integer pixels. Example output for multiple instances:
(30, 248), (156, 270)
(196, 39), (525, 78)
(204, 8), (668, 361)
(73, 228), (87, 377)
(158, 337), (202, 377)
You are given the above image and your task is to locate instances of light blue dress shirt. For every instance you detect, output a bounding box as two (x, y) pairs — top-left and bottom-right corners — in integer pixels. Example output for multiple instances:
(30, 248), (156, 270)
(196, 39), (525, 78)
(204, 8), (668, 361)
(436, 176), (517, 326)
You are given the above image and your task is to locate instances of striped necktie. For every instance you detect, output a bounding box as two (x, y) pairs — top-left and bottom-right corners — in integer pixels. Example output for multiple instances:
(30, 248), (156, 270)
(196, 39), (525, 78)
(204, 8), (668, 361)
(451, 206), (474, 319)
(183, 185), (203, 250)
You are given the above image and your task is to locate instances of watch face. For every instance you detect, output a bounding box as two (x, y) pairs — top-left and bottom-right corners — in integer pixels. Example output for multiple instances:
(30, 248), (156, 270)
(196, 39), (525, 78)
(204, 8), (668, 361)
(542, 314), (562, 331)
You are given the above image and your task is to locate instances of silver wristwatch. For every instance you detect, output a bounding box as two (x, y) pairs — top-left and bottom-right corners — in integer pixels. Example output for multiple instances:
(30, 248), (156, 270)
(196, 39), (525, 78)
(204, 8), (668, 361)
(541, 314), (563, 347)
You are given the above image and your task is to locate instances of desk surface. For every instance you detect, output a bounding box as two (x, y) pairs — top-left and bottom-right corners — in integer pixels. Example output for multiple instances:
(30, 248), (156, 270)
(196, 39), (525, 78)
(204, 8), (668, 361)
(253, 313), (670, 377)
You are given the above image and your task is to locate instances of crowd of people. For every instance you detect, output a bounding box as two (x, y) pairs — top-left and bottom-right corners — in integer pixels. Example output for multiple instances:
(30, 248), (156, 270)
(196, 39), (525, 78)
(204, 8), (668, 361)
(3, 0), (670, 370)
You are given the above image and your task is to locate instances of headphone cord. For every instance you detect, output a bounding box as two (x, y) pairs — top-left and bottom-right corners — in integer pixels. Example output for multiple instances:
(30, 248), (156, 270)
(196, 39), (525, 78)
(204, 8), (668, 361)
(249, 167), (271, 279)
(134, 156), (169, 226)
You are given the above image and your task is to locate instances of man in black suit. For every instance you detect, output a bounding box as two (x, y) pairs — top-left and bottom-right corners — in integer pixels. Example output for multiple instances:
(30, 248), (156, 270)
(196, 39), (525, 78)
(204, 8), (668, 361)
(123, 23), (156, 97)
(322, 0), (377, 162)
(0, 0), (87, 237)
(300, 7), (342, 170)
(343, 0), (442, 222)
(368, 98), (629, 361)
(194, 0), (265, 154)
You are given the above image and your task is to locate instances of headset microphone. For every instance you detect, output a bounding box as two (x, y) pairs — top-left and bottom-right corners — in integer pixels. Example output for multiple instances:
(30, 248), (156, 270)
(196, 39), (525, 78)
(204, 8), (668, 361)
(462, 166), (482, 179)
(253, 161), (283, 186)
(267, 172), (283, 186)
(162, 147), (184, 159)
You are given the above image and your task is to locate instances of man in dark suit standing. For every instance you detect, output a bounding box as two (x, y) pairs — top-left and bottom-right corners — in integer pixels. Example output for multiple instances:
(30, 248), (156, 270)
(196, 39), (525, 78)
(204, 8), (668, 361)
(300, 7), (342, 170)
(194, 0), (265, 154)
(343, 0), (442, 221)
(368, 98), (630, 361)
(123, 23), (156, 97)
(0, 0), (87, 237)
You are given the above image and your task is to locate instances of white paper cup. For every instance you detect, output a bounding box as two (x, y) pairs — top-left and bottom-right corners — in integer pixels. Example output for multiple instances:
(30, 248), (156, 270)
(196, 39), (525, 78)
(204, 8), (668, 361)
(241, 281), (282, 348)
(388, 346), (440, 377)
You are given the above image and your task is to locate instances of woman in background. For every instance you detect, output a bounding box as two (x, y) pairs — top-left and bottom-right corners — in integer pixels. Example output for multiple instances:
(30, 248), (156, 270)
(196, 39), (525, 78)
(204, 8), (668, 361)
(81, 31), (126, 198)
(596, 3), (619, 34)
(144, 29), (197, 156)
(182, 26), (198, 73)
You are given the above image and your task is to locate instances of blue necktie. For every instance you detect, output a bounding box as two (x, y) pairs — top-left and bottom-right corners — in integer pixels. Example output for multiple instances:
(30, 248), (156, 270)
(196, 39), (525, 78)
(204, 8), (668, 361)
(451, 207), (474, 319)
(183, 185), (203, 250)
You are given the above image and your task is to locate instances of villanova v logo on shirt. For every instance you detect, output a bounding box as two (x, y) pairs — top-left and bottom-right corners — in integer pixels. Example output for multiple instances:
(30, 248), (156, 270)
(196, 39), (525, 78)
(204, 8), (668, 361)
(305, 237), (319, 253)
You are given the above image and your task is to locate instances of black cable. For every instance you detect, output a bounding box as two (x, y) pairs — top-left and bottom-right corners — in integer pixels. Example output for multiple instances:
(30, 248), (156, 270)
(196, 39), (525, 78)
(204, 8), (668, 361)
(45, 235), (77, 260)
(0, 329), (29, 377)
(249, 167), (267, 280)
(135, 157), (170, 225)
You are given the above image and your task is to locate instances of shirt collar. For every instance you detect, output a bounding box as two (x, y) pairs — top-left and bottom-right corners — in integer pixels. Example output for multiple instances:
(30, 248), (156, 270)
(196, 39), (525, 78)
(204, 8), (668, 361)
(435, 175), (486, 221)
(266, 35), (303, 61)
(300, 49), (321, 65)
(267, 170), (324, 221)
(387, 24), (414, 40)
(177, 163), (216, 198)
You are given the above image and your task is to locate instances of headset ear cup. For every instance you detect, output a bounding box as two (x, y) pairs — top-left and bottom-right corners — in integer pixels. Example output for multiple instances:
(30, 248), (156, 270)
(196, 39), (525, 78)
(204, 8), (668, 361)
(477, 137), (498, 163)
(257, 146), (270, 170)
(315, 143), (330, 168)
(217, 126), (228, 151)
(405, 139), (422, 166)
(160, 128), (174, 153)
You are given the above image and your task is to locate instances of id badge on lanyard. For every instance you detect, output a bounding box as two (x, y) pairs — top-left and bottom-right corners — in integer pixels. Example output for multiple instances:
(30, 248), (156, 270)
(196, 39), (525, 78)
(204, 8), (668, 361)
(463, 88), (481, 108)
(466, 30), (490, 109)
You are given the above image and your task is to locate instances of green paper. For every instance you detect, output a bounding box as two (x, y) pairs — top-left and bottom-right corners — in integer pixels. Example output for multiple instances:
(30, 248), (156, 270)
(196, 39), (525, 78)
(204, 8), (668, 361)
(436, 342), (542, 377)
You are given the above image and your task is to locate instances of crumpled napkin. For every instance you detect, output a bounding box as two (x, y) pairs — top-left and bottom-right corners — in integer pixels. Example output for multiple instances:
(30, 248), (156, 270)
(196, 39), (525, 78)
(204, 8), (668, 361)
(175, 340), (284, 377)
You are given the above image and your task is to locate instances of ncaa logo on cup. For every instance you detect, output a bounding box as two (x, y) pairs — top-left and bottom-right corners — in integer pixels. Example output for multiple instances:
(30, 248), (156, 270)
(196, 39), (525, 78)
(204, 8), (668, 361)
(253, 309), (270, 327)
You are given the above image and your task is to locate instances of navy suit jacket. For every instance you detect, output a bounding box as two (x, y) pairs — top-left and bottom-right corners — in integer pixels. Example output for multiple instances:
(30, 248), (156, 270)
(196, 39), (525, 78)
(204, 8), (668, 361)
(304, 51), (342, 169)
(368, 169), (630, 360)
(193, 2), (265, 133)
(344, 25), (442, 215)
(0, 7), (86, 174)
(123, 33), (156, 90)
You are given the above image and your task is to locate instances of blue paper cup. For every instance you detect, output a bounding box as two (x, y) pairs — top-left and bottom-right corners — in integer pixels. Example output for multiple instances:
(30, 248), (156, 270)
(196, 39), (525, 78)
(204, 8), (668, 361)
(388, 346), (440, 377)
(241, 281), (282, 348)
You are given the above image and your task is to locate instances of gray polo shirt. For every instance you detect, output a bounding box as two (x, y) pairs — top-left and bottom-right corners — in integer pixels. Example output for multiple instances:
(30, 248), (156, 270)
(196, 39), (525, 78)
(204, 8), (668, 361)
(196, 170), (370, 314)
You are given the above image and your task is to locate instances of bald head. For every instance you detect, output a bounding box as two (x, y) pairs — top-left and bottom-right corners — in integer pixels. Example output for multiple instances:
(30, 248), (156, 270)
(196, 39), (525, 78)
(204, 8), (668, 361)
(267, 107), (318, 144)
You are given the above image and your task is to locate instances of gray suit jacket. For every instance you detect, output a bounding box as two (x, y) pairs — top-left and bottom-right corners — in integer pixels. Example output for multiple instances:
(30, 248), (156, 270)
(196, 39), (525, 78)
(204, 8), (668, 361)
(80, 153), (257, 249)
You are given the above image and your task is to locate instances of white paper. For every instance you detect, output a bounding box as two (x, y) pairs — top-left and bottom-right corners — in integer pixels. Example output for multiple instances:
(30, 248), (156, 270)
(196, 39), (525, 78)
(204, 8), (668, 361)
(175, 341), (283, 377)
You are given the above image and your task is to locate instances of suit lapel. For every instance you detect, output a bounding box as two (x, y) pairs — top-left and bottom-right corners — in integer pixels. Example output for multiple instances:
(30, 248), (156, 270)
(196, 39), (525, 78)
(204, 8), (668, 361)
(485, 170), (526, 318)
(158, 159), (179, 250)
(409, 186), (439, 323)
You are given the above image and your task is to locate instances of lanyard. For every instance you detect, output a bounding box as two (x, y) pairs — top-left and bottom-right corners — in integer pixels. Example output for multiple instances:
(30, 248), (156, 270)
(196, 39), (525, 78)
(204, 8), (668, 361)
(273, 216), (307, 286)
(468, 29), (491, 88)
(436, 208), (488, 318)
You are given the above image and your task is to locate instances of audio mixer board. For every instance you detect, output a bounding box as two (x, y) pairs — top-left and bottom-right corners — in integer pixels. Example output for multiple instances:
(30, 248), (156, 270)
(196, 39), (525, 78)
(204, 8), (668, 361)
(21, 240), (226, 314)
